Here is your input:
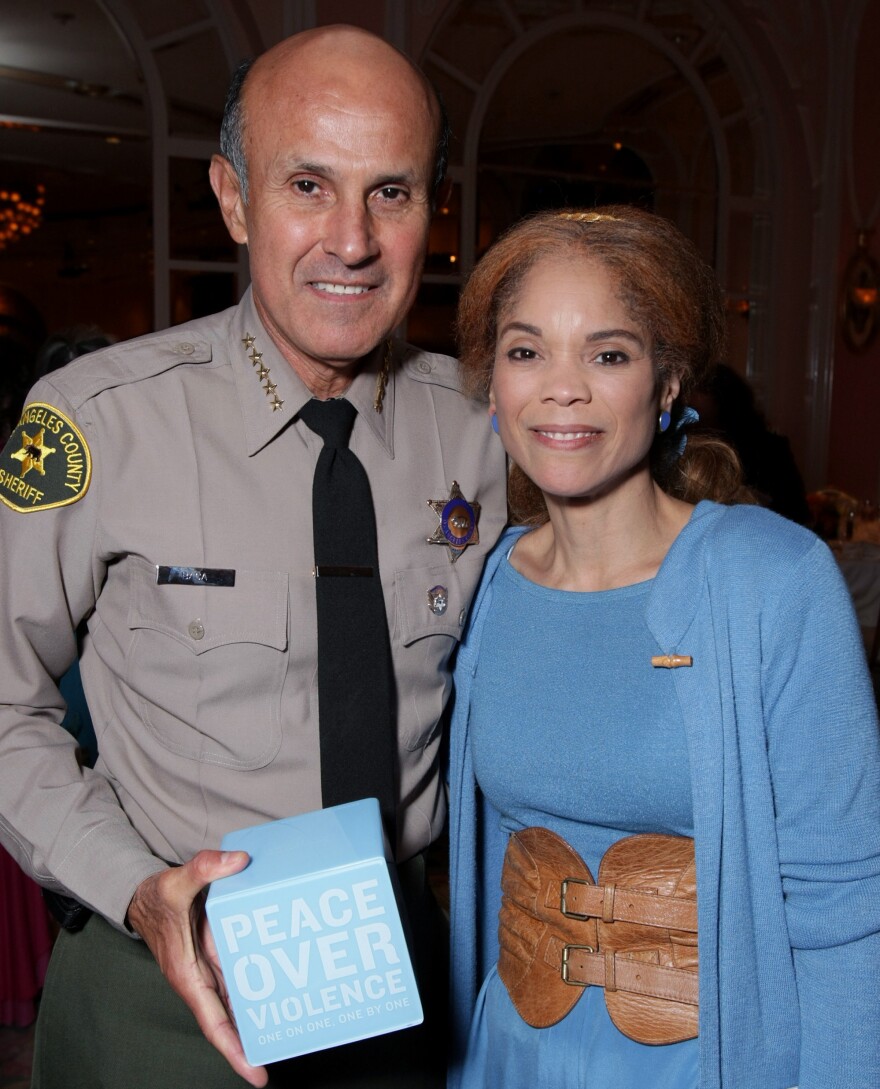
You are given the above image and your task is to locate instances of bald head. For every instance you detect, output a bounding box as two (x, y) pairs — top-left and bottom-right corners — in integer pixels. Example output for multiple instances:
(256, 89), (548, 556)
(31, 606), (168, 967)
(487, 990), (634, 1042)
(209, 22), (445, 389)
(220, 25), (447, 206)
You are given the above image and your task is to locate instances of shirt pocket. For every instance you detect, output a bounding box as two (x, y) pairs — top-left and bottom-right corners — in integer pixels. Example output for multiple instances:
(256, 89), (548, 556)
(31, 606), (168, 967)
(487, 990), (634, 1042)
(392, 561), (468, 750)
(127, 557), (289, 769)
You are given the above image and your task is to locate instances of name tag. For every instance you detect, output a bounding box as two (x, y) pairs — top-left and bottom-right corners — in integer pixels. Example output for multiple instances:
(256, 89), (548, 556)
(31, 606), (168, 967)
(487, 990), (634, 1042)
(156, 565), (236, 587)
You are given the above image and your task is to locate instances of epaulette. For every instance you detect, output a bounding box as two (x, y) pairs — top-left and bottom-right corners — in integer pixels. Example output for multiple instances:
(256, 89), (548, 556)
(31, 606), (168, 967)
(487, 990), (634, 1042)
(399, 345), (466, 395)
(1, 327), (213, 513)
(37, 327), (215, 412)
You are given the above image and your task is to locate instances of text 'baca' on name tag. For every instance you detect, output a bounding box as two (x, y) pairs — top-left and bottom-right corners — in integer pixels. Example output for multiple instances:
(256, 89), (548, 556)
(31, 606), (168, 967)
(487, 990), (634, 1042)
(156, 565), (236, 587)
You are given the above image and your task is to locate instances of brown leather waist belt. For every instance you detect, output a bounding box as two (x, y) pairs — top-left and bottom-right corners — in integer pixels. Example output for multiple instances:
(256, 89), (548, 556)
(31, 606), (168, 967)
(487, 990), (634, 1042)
(498, 827), (699, 1045)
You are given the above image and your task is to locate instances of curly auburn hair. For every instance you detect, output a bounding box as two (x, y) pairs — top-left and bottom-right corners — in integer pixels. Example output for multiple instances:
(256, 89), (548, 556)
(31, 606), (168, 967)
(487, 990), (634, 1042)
(456, 206), (750, 522)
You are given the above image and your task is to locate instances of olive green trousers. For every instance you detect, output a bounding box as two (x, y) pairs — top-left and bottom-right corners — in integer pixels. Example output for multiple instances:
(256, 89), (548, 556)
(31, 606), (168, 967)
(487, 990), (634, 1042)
(32, 856), (447, 1089)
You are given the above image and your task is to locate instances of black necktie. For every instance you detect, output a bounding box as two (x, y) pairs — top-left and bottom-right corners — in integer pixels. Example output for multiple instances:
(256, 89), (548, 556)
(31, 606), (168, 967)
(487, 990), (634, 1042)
(298, 397), (397, 843)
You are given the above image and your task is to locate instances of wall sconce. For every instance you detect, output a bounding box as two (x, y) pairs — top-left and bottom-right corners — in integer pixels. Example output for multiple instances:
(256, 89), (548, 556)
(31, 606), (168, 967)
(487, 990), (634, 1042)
(840, 230), (880, 353)
(725, 293), (751, 318)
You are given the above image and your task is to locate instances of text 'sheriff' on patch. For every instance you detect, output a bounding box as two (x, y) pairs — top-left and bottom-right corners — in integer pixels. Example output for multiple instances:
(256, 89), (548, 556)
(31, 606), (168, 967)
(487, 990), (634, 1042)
(0, 402), (92, 512)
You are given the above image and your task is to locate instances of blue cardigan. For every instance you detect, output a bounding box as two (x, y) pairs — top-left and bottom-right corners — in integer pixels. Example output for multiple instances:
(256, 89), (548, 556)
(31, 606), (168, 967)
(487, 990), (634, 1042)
(448, 502), (880, 1089)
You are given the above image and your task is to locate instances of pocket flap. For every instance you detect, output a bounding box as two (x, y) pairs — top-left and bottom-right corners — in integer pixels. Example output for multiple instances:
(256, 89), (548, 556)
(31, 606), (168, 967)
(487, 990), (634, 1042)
(394, 562), (467, 645)
(128, 558), (288, 655)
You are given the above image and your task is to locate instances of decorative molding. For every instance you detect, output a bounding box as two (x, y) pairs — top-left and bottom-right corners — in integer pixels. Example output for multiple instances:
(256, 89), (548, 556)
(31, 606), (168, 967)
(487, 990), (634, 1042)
(284, 0), (317, 36)
(804, 0), (865, 486)
(98, 0), (252, 330)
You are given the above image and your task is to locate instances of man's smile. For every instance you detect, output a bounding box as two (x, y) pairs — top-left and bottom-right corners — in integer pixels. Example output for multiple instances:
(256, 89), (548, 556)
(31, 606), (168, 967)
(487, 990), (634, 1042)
(310, 282), (374, 295)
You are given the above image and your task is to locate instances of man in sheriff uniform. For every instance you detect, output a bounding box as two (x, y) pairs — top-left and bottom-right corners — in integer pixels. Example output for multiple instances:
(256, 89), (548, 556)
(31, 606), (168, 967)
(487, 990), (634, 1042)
(0, 26), (507, 1089)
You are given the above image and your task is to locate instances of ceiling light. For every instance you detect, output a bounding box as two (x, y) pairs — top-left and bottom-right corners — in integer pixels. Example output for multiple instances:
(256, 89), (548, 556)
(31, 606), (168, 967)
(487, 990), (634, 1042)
(0, 183), (46, 249)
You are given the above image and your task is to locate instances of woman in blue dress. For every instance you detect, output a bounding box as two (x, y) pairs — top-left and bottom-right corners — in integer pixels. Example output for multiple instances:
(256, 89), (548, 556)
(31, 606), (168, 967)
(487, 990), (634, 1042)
(447, 206), (880, 1089)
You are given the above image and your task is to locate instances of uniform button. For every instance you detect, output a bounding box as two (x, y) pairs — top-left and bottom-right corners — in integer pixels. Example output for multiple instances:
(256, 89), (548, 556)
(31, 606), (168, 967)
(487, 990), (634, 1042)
(417, 360), (432, 374)
(188, 619), (205, 640)
(458, 608), (466, 627)
(177, 342), (195, 355)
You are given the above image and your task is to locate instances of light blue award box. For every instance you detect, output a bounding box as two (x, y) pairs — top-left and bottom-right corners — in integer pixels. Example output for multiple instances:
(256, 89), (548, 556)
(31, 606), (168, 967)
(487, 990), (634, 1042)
(206, 798), (423, 1065)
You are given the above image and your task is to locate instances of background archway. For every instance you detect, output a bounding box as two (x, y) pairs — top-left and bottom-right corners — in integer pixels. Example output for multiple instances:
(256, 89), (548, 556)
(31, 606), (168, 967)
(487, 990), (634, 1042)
(413, 0), (822, 482)
(1, 0), (877, 497)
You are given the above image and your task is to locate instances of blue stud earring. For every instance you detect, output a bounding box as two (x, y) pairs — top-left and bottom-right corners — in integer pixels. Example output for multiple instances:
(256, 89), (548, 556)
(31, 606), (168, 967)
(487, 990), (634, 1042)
(658, 410), (671, 433)
(491, 413), (500, 434)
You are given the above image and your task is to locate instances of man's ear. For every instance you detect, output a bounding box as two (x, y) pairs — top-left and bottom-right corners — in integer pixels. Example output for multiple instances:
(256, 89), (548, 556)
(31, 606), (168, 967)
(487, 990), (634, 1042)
(209, 155), (248, 244)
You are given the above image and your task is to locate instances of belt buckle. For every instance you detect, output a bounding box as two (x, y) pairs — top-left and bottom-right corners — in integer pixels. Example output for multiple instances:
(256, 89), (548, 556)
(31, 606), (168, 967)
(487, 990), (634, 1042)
(561, 943), (595, 986)
(560, 876), (591, 919)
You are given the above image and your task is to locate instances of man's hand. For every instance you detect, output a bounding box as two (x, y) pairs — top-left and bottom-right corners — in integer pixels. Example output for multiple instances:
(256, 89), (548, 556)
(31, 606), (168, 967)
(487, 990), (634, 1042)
(127, 850), (269, 1088)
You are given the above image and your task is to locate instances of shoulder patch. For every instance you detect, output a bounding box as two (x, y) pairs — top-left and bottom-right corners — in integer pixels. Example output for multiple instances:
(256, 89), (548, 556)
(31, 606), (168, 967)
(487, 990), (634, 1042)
(0, 403), (91, 512)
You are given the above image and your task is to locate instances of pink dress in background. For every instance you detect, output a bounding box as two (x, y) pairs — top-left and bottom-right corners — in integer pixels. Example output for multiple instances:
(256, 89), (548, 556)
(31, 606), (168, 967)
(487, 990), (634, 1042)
(0, 845), (53, 1026)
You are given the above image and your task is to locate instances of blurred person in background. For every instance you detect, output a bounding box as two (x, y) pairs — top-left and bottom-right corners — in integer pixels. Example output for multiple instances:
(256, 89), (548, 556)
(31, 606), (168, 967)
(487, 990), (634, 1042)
(688, 362), (810, 525)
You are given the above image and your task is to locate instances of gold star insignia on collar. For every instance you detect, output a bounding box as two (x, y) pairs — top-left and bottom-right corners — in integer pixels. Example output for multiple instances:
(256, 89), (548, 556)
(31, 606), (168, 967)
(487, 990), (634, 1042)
(10, 427), (56, 478)
(240, 334), (284, 413)
(427, 481), (480, 562)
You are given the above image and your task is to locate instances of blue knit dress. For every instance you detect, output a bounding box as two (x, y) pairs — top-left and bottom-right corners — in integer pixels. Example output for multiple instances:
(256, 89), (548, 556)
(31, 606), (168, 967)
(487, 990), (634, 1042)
(459, 549), (699, 1089)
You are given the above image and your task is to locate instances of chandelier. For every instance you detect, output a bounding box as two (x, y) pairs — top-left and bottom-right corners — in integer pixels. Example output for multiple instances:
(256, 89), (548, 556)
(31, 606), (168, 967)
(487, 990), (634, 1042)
(0, 184), (46, 249)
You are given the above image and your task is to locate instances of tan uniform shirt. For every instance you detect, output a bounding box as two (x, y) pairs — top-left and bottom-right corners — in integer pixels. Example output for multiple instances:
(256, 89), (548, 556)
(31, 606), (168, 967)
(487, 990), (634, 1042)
(0, 289), (507, 928)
